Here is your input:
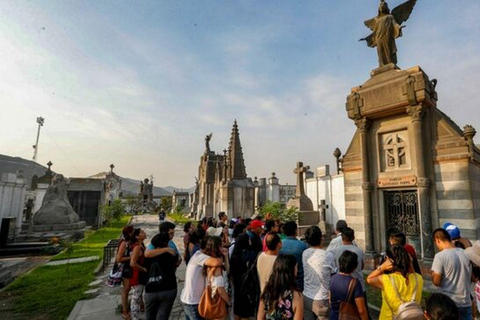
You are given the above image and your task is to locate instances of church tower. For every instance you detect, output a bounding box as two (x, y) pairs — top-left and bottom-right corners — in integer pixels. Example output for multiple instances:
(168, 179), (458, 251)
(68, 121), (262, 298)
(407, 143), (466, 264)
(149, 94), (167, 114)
(227, 120), (247, 180)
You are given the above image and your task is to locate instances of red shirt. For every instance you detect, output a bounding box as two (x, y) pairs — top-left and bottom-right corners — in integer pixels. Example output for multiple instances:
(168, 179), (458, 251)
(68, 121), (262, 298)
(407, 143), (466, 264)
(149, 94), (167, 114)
(130, 242), (145, 286)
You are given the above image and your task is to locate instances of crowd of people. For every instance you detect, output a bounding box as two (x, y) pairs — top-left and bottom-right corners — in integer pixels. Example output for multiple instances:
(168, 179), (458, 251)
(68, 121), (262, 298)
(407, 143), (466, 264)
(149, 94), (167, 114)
(111, 213), (480, 320)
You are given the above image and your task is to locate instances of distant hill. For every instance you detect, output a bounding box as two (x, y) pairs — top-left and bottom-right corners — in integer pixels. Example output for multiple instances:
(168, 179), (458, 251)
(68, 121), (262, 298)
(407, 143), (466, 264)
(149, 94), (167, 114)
(0, 154), (51, 186)
(0, 154), (190, 196)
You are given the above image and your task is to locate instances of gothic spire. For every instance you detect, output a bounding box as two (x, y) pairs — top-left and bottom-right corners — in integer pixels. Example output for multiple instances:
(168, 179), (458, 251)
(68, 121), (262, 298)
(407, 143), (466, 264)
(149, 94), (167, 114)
(227, 120), (247, 180)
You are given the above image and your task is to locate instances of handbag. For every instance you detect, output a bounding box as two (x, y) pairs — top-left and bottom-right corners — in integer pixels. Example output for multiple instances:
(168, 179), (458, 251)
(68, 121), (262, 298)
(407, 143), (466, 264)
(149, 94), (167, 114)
(198, 269), (227, 319)
(339, 278), (361, 320)
(106, 263), (123, 287)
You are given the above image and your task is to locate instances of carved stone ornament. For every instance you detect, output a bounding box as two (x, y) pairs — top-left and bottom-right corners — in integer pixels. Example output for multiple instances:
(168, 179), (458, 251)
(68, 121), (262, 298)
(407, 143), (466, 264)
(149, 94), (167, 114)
(355, 118), (371, 132)
(382, 131), (409, 170)
(352, 92), (364, 120)
(417, 177), (430, 188)
(406, 105), (424, 122)
(406, 75), (418, 106)
(463, 125), (477, 140)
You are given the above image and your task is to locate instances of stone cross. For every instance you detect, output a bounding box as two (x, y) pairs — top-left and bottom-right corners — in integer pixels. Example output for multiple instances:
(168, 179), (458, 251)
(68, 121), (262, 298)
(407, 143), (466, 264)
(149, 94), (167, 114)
(46, 161), (53, 175)
(293, 162), (309, 197)
(319, 199), (329, 222)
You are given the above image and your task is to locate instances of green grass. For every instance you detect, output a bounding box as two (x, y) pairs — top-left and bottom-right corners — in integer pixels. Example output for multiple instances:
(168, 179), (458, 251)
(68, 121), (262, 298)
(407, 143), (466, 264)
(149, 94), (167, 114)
(1, 215), (131, 320)
(51, 215), (131, 261)
(168, 212), (194, 224)
(5, 261), (98, 319)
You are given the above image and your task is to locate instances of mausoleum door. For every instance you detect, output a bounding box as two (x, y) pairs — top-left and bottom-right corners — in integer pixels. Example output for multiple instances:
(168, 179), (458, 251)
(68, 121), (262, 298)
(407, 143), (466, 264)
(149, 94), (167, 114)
(384, 190), (421, 255)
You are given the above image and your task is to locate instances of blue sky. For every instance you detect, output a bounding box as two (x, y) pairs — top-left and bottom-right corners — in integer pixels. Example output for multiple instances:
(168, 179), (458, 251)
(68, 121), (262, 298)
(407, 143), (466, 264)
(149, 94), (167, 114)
(1, 1), (479, 187)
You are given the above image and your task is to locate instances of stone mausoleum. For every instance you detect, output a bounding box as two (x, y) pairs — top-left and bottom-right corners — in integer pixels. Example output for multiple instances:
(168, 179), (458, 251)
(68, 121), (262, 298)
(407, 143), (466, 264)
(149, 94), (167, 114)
(253, 172), (296, 208)
(342, 63), (480, 264)
(194, 121), (255, 219)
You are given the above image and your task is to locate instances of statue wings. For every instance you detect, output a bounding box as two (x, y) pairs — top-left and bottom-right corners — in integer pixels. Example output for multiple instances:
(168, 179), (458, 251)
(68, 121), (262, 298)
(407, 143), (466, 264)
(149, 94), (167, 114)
(363, 0), (417, 30)
(360, 0), (416, 45)
(391, 0), (417, 25)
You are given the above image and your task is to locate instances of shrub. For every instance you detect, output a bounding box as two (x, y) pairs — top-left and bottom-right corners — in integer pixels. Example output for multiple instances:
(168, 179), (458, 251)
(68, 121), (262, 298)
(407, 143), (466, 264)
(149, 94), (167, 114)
(259, 201), (299, 222)
(101, 199), (126, 225)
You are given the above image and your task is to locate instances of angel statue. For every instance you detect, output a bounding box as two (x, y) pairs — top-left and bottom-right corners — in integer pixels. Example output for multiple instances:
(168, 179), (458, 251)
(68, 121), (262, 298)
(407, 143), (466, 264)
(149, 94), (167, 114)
(205, 133), (213, 151)
(360, 0), (417, 67)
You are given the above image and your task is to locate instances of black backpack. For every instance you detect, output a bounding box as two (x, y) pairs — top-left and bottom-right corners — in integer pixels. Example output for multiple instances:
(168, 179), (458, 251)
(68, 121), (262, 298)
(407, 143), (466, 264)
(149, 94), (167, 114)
(145, 260), (165, 293)
(238, 253), (261, 314)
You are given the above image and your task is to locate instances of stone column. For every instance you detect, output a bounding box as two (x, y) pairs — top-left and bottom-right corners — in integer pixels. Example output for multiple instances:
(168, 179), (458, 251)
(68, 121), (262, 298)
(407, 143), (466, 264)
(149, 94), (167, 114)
(407, 105), (434, 260)
(355, 118), (374, 253)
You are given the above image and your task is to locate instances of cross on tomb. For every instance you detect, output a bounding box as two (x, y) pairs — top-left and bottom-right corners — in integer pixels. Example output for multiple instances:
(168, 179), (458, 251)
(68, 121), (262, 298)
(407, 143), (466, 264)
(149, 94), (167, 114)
(319, 199), (329, 222)
(293, 161), (310, 197)
(383, 133), (406, 168)
(46, 161), (53, 175)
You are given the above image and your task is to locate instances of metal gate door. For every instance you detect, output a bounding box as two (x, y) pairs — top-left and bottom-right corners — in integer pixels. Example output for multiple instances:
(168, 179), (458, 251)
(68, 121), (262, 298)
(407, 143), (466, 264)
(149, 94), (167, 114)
(384, 190), (420, 253)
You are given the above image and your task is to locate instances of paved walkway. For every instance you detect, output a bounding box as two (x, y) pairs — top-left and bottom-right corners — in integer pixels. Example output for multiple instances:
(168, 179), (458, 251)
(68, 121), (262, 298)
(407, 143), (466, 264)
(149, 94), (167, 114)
(68, 214), (186, 320)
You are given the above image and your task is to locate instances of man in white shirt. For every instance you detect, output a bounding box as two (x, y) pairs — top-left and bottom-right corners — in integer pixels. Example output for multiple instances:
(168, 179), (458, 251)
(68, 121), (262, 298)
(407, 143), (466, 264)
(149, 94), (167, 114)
(180, 242), (223, 320)
(303, 226), (336, 320)
(257, 232), (282, 293)
(332, 228), (365, 290)
(326, 220), (348, 252)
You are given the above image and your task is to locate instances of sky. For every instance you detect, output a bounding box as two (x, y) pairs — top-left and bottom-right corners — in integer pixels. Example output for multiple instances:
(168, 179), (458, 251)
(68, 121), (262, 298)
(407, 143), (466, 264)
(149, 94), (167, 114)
(1, 1), (479, 188)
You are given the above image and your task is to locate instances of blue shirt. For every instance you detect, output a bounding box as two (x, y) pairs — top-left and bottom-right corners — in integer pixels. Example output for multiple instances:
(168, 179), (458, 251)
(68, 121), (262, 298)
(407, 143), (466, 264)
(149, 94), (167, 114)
(279, 237), (307, 291)
(329, 273), (363, 320)
(147, 240), (180, 256)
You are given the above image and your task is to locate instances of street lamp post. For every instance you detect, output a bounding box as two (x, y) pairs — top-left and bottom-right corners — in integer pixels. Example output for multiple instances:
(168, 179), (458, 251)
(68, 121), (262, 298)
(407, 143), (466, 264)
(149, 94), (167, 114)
(32, 117), (44, 162)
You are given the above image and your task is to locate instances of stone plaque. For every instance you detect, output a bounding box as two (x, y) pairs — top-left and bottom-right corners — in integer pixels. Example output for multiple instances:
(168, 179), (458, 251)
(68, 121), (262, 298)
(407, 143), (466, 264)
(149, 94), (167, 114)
(377, 175), (417, 188)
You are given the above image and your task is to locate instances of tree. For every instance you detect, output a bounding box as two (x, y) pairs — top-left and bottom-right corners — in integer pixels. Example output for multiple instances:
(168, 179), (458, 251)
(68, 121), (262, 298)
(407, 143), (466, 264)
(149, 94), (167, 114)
(259, 201), (299, 222)
(161, 196), (172, 212)
(101, 199), (126, 225)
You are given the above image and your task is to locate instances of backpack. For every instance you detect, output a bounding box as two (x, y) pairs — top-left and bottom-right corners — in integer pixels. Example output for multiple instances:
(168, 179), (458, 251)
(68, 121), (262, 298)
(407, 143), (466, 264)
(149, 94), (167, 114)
(145, 260), (165, 292)
(388, 274), (424, 320)
(238, 252), (261, 316)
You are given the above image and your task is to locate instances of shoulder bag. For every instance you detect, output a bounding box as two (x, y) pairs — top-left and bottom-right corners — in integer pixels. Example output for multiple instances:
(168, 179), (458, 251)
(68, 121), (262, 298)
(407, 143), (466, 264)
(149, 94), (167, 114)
(198, 267), (227, 319)
(339, 278), (361, 320)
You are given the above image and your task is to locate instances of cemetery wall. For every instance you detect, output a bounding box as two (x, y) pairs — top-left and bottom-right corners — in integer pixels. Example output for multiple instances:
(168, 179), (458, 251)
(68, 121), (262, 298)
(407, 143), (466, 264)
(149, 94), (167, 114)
(0, 173), (27, 234)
